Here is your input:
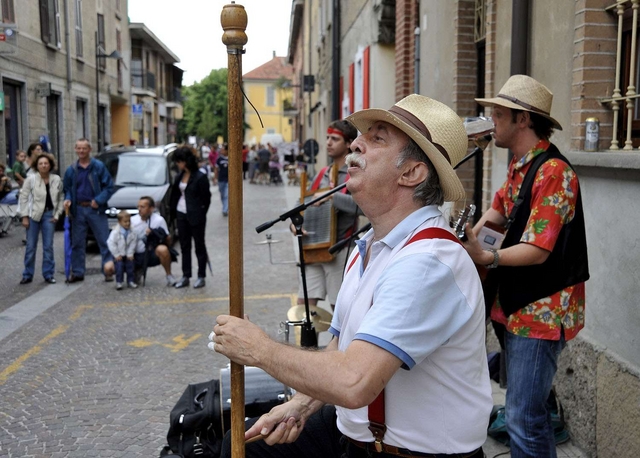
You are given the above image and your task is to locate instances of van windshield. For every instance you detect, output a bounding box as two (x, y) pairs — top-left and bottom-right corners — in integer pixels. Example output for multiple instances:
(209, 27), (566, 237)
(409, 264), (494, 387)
(115, 156), (167, 186)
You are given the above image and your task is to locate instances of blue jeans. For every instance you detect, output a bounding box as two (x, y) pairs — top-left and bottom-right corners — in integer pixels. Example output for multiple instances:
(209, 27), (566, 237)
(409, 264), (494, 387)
(71, 205), (113, 276)
(23, 210), (55, 280)
(115, 258), (135, 283)
(218, 181), (229, 213)
(505, 330), (566, 458)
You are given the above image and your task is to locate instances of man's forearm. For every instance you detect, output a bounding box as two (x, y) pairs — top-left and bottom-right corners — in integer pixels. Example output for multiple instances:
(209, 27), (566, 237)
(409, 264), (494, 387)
(255, 339), (353, 407)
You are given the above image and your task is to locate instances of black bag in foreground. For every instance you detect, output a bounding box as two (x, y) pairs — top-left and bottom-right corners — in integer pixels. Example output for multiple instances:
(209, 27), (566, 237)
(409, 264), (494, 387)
(160, 380), (221, 458)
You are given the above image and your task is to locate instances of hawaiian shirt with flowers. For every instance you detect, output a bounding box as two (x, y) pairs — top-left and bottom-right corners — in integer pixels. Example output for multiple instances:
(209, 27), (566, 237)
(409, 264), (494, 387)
(490, 139), (585, 341)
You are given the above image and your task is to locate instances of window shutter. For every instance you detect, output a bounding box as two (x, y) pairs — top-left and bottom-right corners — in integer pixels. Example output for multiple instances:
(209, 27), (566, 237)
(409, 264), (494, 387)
(39, 0), (50, 44)
(349, 63), (354, 115)
(54, 0), (61, 47)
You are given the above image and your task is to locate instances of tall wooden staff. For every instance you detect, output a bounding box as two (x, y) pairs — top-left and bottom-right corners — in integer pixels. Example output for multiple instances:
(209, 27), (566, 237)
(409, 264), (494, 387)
(221, 3), (247, 457)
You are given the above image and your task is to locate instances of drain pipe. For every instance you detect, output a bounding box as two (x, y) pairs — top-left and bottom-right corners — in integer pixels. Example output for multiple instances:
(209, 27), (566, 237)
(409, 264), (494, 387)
(63, 0), (72, 89)
(414, 26), (420, 94)
(332, 0), (341, 120)
(507, 0), (530, 165)
(510, 0), (529, 76)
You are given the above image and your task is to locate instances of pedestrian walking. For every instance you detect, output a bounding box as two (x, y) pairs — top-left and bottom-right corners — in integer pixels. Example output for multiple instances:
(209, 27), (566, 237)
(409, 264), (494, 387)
(106, 210), (138, 290)
(63, 138), (116, 283)
(242, 143), (249, 180)
(18, 152), (64, 284)
(170, 146), (211, 289)
(248, 144), (258, 183)
(214, 143), (229, 216)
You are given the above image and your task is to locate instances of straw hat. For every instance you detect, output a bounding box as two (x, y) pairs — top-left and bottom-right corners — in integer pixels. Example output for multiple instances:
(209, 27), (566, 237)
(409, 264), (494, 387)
(476, 74), (562, 130)
(346, 94), (468, 202)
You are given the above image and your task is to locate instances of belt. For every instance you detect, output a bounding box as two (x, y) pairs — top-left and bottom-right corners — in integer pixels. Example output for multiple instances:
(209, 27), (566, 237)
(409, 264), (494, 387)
(347, 438), (481, 458)
(78, 201), (92, 207)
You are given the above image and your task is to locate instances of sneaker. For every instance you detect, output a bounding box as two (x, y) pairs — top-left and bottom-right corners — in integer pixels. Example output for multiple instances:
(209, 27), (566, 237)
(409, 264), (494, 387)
(44, 277), (56, 284)
(128, 282), (138, 289)
(193, 277), (206, 289)
(222, 212), (228, 217)
(166, 274), (177, 286)
(116, 282), (123, 290)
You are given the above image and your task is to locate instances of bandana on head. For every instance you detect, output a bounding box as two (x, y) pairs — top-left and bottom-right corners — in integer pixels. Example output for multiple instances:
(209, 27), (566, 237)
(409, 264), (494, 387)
(327, 127), (345, 139)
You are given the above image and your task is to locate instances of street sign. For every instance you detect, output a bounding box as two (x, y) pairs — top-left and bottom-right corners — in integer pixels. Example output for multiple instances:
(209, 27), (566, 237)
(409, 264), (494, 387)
(0, 92), (4, 111)
(0, 24), (17, 54)
(132, 104), (143, 118)
(303, 138), (319, 163)
(303, 75), (315, 93)
(35, 83), (51, 98)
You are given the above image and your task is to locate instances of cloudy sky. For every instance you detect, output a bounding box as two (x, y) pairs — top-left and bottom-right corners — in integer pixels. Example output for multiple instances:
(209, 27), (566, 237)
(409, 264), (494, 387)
(128, 0), (293, 85)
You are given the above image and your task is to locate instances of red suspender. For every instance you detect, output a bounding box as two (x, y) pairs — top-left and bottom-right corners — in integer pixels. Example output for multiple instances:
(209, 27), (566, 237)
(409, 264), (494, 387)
(310, 166), (329, 191)
(310, 165), (350, 193)
(367, 227), (462, 450)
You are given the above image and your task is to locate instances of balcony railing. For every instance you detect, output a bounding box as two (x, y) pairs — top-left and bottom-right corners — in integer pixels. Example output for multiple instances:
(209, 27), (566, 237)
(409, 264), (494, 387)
(167, 87), (182, 103)
(132, 70), (156, 92)
(603, 0), (640, 150)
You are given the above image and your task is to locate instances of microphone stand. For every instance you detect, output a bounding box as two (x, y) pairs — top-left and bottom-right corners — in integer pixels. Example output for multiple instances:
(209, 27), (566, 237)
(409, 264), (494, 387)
(256, 182), (347, 348)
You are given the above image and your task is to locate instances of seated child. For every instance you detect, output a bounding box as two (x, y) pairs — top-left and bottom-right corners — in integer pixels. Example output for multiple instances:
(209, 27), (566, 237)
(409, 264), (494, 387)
(107, 210), (138, 290)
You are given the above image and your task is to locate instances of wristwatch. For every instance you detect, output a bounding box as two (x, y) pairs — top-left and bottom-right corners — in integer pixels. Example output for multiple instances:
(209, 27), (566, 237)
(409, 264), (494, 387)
(486, 249), (500, 269)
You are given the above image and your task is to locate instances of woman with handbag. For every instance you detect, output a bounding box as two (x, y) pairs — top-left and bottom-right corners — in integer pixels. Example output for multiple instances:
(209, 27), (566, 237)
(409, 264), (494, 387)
(19, 152), (64, 284)
(170, 146), (211, 289)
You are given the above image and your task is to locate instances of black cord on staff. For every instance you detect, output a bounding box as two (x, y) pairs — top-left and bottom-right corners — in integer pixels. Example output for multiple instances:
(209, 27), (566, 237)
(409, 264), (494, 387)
(234, 53), (264, 128)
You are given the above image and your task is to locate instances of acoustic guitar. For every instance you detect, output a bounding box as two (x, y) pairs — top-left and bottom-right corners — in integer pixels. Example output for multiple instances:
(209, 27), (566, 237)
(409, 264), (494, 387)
(451, 204), (506, 281)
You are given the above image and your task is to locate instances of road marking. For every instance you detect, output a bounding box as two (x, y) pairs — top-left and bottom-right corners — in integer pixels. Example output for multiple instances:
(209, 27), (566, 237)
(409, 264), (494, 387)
(0, 324), (68, 385)
(69, 305), (93, 321)
(0, 283), (82, 342)
(126, 333), (202, 352)
(0, 304), (94, 385)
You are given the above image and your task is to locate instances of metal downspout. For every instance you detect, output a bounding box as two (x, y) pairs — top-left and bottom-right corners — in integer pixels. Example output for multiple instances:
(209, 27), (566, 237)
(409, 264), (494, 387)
(508, 0), (530, 165)
(332, 0), (341, 121)
(63, 0), (72, 89)
(510, 0), (529, 76)
(414, 26), (420, 94)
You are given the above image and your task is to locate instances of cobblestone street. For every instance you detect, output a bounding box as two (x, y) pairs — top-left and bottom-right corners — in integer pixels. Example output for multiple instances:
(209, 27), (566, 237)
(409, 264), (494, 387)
(0, 180), (300, 457)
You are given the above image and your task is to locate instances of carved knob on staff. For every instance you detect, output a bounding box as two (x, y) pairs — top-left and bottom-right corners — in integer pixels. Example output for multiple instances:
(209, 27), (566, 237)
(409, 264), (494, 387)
(221, 2), (248, 48)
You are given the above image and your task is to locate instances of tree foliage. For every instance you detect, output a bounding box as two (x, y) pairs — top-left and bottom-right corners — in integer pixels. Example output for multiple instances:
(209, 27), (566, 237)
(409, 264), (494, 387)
(178, 69), (228, 143)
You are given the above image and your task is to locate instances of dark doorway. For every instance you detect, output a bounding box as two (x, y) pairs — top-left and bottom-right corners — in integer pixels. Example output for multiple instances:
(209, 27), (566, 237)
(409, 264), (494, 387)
(46, 93), (61, 170)
(3, 81), (22, 165)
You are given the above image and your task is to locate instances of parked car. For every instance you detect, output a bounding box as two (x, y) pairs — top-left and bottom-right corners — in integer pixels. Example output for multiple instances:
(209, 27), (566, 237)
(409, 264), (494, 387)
(95, 143), (179, 239)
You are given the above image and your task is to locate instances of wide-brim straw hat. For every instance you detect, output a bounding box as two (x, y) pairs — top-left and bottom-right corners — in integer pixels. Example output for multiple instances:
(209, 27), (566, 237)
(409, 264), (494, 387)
(346, 95), (468, 202)
(476, 74), (562, 130)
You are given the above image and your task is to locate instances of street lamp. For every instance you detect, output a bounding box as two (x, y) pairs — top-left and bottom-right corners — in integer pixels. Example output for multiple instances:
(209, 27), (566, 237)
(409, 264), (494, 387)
(95, 31), (121, 152)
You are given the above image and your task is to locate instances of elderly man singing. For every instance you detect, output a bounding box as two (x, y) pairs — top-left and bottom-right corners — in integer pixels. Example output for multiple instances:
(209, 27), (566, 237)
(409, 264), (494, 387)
(213, 95), (492, 458)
